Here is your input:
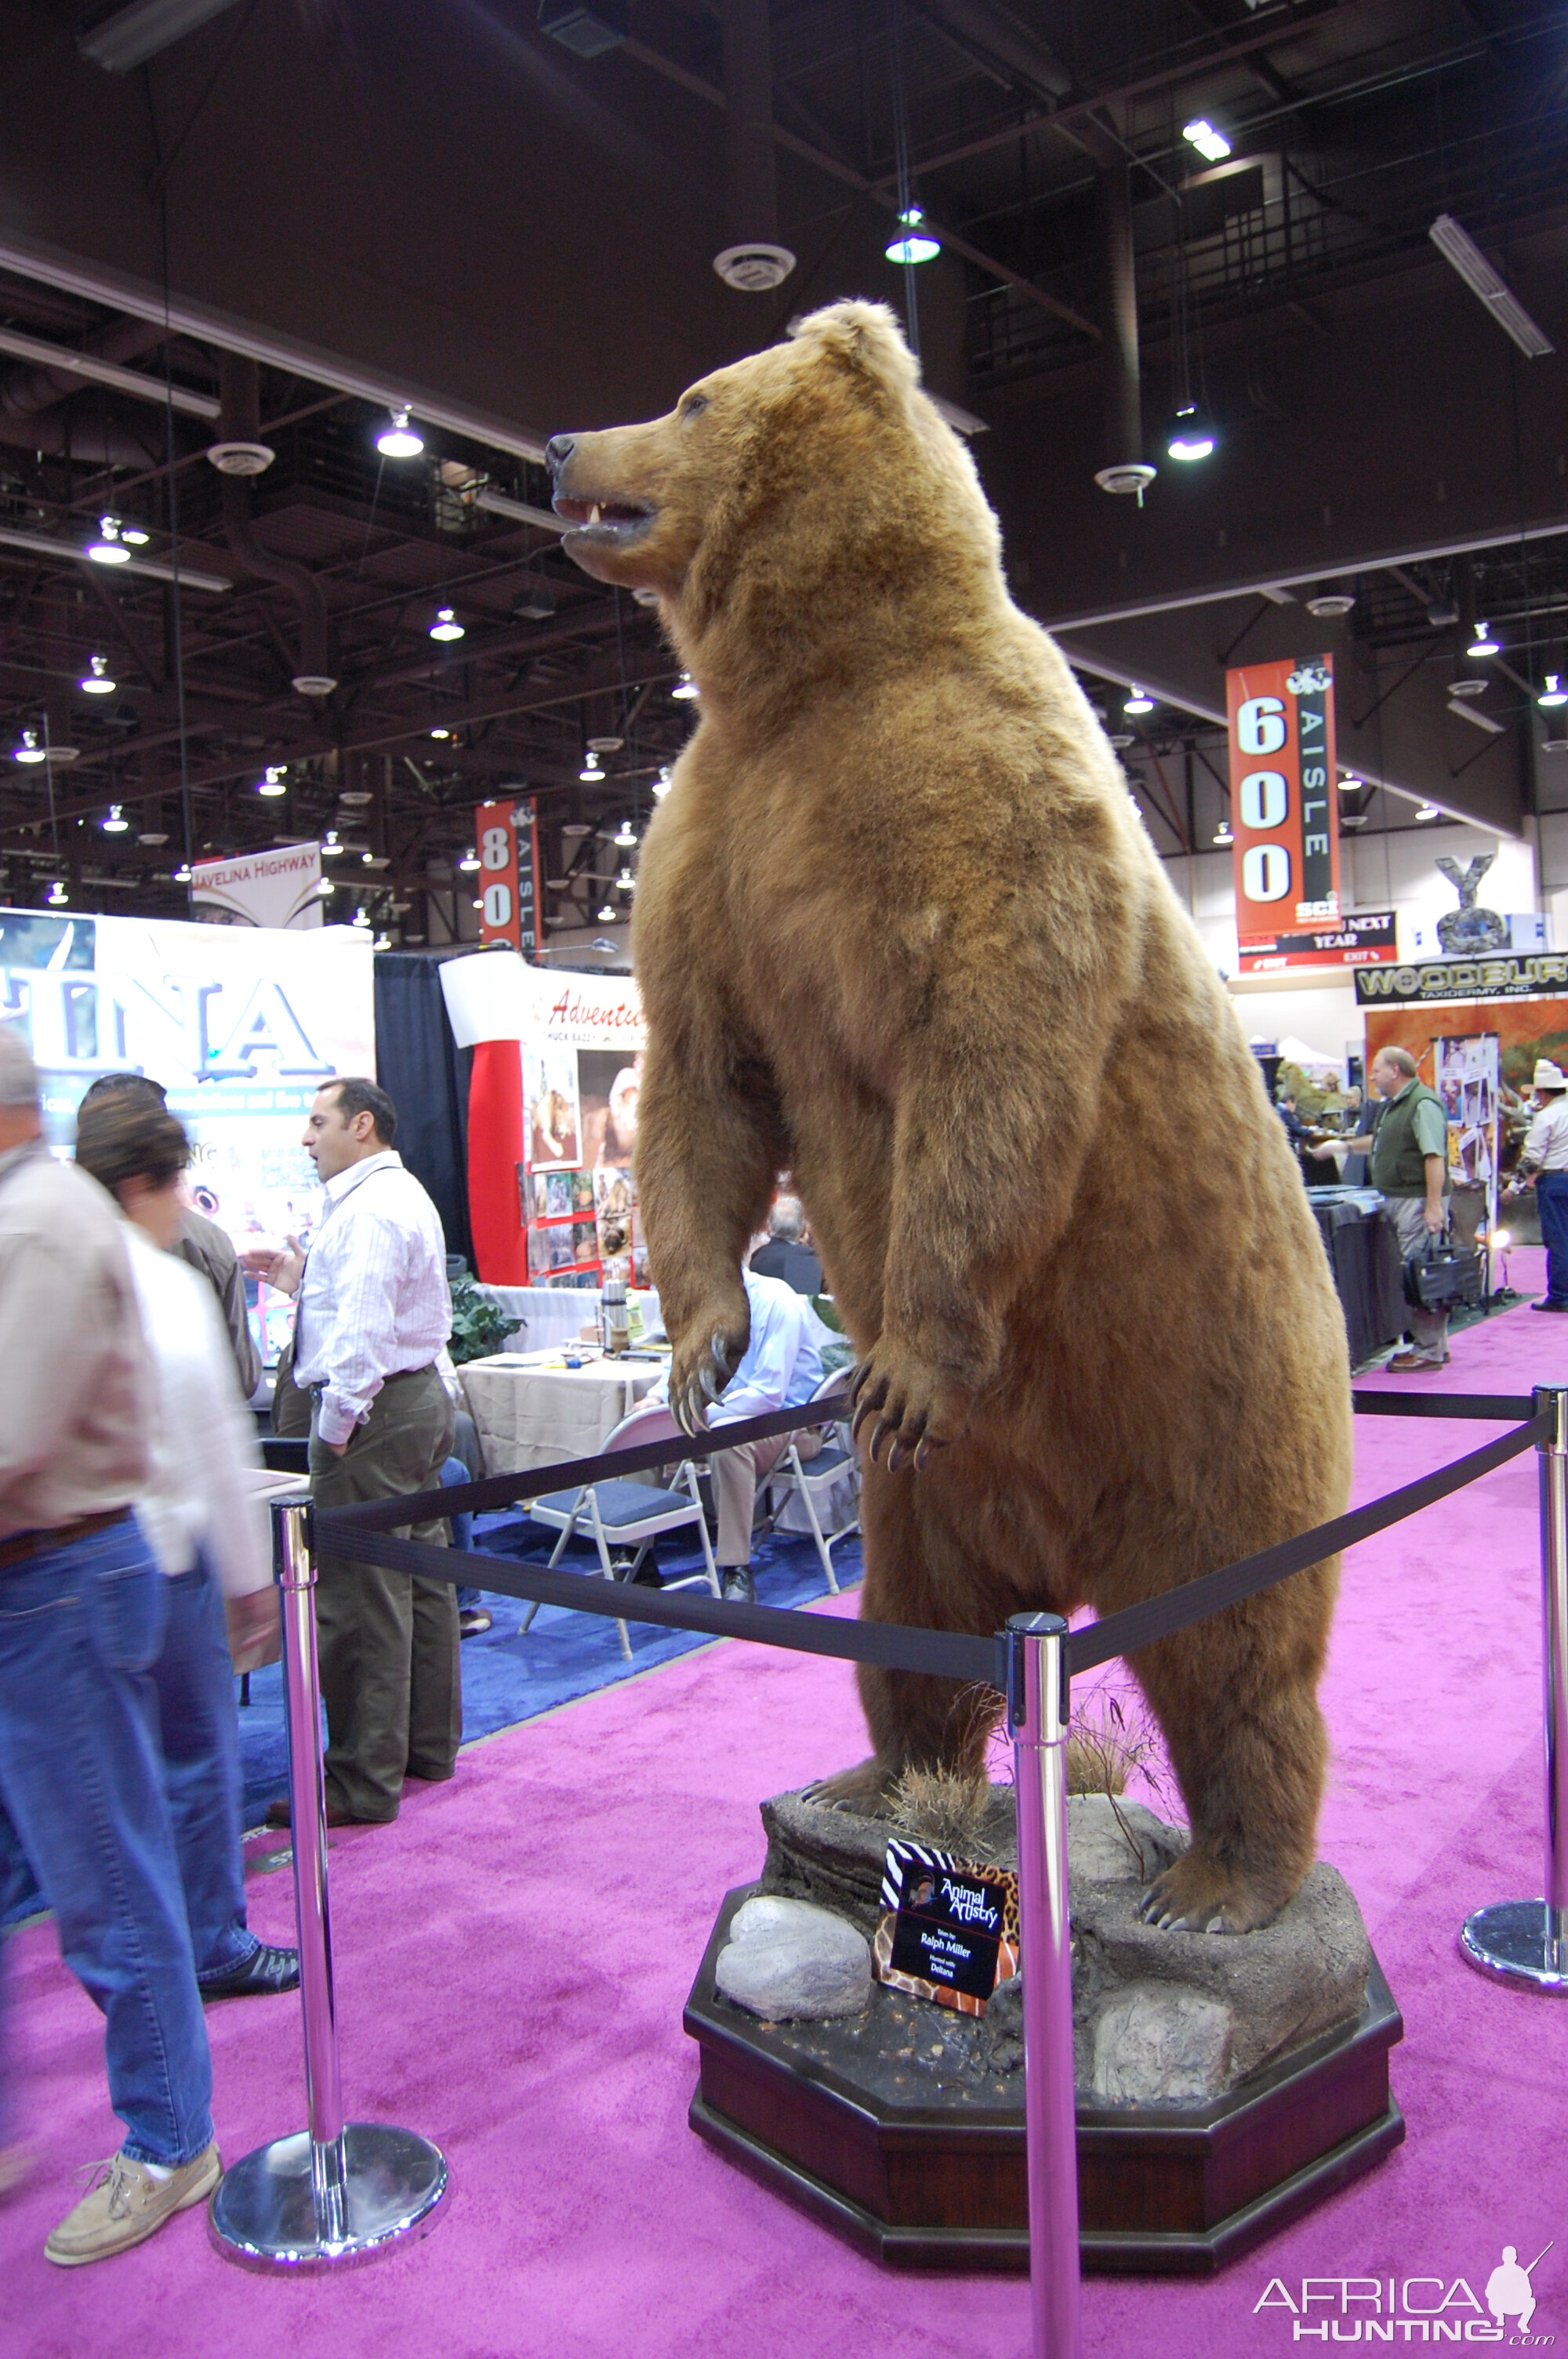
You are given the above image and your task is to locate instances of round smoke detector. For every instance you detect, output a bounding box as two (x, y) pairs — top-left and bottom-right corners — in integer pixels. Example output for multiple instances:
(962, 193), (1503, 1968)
(291, 674), (338, 699)
(206, 441), (277, 477)
(1305, 588), (1356, 617)
(713, 243), (797, 293)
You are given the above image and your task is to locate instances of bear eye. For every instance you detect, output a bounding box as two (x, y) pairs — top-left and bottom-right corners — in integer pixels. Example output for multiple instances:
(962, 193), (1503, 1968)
(681, 394), (709, 419)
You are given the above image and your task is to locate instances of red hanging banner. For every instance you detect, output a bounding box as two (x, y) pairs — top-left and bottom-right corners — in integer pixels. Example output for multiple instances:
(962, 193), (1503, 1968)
(474, 796), (543, 957)
(1226, 655), (1340, 958)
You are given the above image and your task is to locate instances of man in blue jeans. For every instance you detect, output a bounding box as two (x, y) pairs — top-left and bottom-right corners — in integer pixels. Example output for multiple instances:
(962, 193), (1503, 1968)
(1513, 1059), (1568, 1310)
(0, 1034), (220, 2266)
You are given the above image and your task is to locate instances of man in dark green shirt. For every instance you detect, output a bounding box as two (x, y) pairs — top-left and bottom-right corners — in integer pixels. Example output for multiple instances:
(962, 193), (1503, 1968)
(1341, 1045), (1451, 1370)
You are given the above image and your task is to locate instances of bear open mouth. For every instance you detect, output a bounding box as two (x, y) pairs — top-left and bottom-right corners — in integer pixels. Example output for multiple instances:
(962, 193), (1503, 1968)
(551, 494), (655, 545)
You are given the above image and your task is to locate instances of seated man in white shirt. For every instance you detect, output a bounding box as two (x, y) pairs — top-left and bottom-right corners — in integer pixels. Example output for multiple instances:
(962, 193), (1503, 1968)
(650, 1262), (823, 1603)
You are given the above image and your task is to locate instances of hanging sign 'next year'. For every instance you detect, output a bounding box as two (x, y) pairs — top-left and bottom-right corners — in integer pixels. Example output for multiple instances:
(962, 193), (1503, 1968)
(474, 796), (543, 958)
(1227, 655), (1340, 958)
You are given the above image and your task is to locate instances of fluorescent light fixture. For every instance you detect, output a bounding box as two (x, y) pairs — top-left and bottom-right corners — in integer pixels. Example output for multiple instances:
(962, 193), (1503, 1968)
(377, 408), (424, 460)
(1183, 119), (1232, 163)
(1123, 687), (1155, 714)
(101, 805), (129, 833)
(0, 522), (229, 593)
(885, 207), (941, 265)
(87, 514), (131, 565)
(1429, 214), (1555, 359)
(613, 818), (637, 847)
(1166, 405), (1216, 462)
(13, 729), (45, 765)
(80, 654), (116, 695)
(1415, 803), (1439, 821)
(429, 606), (465, 642)
(78, 0), (248, 73)
(0, 325), (218, 418)
(1540, 674), (1568, 710)
(1468, 620), (1500, 656)
(671, 674), (699, 700)
(256, 765), (287, 797)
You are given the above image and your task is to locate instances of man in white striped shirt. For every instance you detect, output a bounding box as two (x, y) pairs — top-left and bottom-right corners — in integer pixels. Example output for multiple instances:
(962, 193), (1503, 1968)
(245, 1078), (456, 1824)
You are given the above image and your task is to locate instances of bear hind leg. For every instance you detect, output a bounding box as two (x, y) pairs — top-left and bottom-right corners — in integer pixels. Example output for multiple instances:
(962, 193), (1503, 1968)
(1131, 1573), (1334, 1934)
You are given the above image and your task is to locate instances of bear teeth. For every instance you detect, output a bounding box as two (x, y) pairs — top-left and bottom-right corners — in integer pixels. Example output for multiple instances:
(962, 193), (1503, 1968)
(589, 503), (602, 526)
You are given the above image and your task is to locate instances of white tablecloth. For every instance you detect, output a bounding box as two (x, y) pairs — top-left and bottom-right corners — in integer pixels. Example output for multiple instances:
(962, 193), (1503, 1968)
(458, 1354), (662, 1481)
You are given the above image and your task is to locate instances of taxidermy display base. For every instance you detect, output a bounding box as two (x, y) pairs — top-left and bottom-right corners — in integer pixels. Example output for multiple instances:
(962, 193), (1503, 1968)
(684, 1790), (1403, 2275)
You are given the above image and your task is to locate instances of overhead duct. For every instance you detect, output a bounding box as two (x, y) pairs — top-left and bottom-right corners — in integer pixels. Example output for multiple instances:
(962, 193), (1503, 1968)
(0, 315), (172, 466)
(210, 353), (336, 696)
(1082, 133), (1153, 503)
(713, 0), (795, 292)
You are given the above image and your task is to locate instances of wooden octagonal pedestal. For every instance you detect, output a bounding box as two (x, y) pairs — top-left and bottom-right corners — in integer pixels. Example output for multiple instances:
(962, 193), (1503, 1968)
(684, 1884), (1405, 2276)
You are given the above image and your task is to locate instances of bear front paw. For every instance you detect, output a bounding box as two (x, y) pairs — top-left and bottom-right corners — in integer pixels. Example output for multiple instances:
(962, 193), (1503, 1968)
(667, 1301), (751, 1437)
(850, 1342), (975, 1470)
(1138, 1852), (1289, 1936)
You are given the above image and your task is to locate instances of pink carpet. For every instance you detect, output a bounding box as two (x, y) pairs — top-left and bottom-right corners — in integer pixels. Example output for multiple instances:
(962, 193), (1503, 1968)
(5, 1266), (1568, 2357)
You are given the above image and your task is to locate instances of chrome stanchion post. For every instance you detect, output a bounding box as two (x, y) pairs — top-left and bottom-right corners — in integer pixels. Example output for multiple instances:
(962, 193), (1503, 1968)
(210, 1496), (450, 2267)
(1461, 1384), (1568, 1991)
(1007, 1612), (1080, 2359)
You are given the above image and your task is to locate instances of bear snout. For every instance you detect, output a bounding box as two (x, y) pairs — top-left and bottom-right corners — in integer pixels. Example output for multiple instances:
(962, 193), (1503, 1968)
(544, 433), (576, 478)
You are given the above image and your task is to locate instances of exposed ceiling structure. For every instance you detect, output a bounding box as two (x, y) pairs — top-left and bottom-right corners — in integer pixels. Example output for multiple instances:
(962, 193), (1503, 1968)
(0, 0), (1563, 940)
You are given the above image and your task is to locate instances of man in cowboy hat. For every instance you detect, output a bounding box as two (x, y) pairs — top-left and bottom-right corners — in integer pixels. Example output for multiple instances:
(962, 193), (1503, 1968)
(1510, 1058), (1568, 1310)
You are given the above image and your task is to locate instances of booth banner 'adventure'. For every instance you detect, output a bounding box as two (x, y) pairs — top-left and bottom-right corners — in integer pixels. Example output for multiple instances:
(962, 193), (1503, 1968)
(1228, 654), (1341, 957)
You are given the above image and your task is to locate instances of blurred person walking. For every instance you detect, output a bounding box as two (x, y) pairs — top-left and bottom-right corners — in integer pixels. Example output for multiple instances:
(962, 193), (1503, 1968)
(74, 1093), (298, 2004)
(78, 1073), (262, 1400)
(243, 1079), (456, 1826)
(0, 1033), (220, 2266)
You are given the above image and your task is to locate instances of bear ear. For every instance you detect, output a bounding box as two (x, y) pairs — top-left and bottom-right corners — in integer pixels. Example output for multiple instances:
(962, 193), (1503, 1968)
(786, 300), (920, 397)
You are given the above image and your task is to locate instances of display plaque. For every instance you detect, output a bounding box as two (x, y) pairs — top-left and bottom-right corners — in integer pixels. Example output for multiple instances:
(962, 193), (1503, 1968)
(872, 1841), (1018, 2017)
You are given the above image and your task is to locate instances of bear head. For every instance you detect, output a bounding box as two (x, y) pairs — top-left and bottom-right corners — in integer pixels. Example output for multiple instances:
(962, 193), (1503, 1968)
(545, 301), (1004, 670)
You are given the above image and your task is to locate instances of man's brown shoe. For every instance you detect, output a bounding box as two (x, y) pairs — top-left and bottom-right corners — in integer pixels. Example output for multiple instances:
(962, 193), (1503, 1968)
(45, 2143), (221, 2267)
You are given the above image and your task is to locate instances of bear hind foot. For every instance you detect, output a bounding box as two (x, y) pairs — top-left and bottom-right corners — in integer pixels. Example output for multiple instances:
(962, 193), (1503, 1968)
(800, 1757), (898, 1817)
(1138, 1849), (1293, 1936)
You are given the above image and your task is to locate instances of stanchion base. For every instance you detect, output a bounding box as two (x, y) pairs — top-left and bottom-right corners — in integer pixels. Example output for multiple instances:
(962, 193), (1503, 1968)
(209, 2123), (448, 2270)
(1460, 1900), (1568, 1992)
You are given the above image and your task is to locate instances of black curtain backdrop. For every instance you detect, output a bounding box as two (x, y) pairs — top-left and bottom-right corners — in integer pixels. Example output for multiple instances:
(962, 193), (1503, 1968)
(373, 950), (474, 1269)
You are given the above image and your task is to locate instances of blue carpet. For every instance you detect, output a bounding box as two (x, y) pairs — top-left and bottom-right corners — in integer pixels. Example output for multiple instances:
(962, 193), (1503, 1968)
(234, 1512), (862, 1827)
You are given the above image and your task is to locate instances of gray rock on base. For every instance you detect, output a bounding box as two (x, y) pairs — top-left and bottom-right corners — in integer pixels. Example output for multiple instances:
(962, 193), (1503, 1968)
(1066, 1792), (1184, 1885)
(715, 1895), (873, 2022)
(1089, 1984), (1233, 2104)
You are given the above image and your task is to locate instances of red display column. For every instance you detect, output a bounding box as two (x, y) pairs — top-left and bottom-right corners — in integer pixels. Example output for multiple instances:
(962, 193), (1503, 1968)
(466, 1038), (528, 1284)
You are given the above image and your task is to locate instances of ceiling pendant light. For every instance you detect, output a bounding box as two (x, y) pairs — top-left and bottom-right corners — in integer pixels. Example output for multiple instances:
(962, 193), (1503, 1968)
(1182, 118), (1232, 163)
(321, 830), (343, 857)
(1468, 620), (1499, 656)
(86, 514), (131, 565)
(80, 653), (116, 695)
(1539, 674), (1568, 710)
(13, 728), (45, 765)
(580, 751), (604, 784)
(45, 879), (67, 905)
(172, 861), (193, 883)
(616, 867), (635, 891)
(101, 804), (129, 833)
(1166, 403), (1217, 463)
(377, 407), (424, 460)
(319, 875), (336, 896)
(458, 848), (481, 873)
(1212, 820), (1233, 846)
(613, 816), (637, 847)
(885, 206), (941, 265)
(429, 606), (465, 642)
(430, 725), (452, 741)
(1415, 803), (1439, 822)
(1338, 773), (1363, 792)
(671, 674), (699, 700)
(350, 906), (372, 930)
(1123, 686), (1155, 715)
(597, 903), (616, 922)
(653, 765), (673, 798)
(256, 765), (287, 797)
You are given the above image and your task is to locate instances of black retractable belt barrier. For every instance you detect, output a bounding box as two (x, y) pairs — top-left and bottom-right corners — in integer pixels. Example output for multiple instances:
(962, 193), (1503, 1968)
(1352, 1389), (1535, 1422)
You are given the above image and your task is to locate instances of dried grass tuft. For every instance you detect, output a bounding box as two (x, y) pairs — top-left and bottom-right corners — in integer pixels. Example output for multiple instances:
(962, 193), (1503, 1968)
(1065, 1679), (1171, 1807)
(889, 1765), (995, 1850)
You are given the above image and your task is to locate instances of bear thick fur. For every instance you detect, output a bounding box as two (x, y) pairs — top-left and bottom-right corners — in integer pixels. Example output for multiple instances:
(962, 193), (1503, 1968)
(549, 301), (1352, 1934)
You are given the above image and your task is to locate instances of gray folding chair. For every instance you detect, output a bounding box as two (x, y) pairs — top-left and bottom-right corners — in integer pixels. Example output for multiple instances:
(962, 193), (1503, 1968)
(762, 1372), (859, 1594)
(521, 1401), (720, 1658)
